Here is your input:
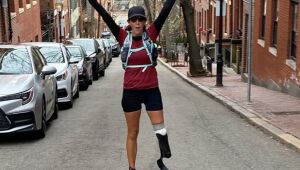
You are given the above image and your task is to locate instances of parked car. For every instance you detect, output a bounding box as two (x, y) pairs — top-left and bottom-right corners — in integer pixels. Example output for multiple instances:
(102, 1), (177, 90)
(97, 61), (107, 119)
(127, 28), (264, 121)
(96, 39), (110, 68)
(68, 38), (105, 80)
(66, 45), (93, 90)
(108, 37), (120, 57)
(0, 45), (58, 138)
(101, 31), (111, 38)
(102, 38), (113, 62)
(101, 31), (120, 57)
(23, 42), (79, 108)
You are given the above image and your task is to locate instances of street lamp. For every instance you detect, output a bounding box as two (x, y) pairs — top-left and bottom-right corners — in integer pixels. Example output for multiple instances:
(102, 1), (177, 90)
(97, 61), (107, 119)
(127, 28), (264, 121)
(83, 17), (88, 38)
(216, 0), (224, 87)
(55, 2), (63, 43)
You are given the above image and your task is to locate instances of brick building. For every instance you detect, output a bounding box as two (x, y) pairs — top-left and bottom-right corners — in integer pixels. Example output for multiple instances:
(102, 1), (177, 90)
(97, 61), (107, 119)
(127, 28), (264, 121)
(252, 0), (300, 97)
(194, 0), (300, 97)
(81, 0), (110, 38)
(52, 0), (71, 42)
(8, 0), (42, 43)
(194, 0), (244, 73)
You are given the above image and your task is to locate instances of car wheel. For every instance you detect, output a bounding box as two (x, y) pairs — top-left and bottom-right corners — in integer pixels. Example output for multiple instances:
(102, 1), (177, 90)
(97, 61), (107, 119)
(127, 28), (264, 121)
(66, 90), (73, 108)
(35, 98), (46, 139)
(89, 69), (93, 85)
(51, 93), (58, 120)
(80, 81), (89, 91)
(74, 84), (80, 98)
(93, 60), (99, 80)
(100, 69), (105, 77)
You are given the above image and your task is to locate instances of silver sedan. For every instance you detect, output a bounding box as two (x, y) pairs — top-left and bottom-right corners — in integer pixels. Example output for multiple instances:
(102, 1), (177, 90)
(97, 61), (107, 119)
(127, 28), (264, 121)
(23, 42), (80, 108)
(0, 45), (58, 138)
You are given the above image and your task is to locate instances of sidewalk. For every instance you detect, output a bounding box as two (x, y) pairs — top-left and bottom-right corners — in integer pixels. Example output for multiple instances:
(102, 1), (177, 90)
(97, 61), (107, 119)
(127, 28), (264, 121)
(158, 56), (300, 152)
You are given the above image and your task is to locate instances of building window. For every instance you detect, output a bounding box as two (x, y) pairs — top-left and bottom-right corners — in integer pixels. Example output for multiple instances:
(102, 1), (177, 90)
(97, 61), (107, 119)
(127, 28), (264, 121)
(200, 12), (202, 28)
(260, 0), (267, 39)
(19, 0), (24, 8)
(9, 0), (16, 12)
(205, 11), (207, 30)
(201, 9), (204, 28)
(272, 0), (279, 47)
(238, 0), (243, 30)
(26, 0), (30, 4)
(225, 5), (228, 33)
(290, 1), (298, 60)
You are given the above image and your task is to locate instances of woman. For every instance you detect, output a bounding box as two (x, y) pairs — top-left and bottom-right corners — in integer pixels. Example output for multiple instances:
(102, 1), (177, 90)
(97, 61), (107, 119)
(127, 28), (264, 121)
(88, 0), (176, 169)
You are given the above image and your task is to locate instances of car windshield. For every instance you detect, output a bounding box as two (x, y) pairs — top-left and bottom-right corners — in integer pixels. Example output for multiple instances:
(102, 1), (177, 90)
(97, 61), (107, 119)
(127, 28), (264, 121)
(0, 48), (33, 74)
(38, 46), (65, 63)
(67, 47), (83, 62)
(109, 38), (117, 45)
(71, 40), (96, 54)
(96, 40), (105, 51)
(103, 40), (110, 47)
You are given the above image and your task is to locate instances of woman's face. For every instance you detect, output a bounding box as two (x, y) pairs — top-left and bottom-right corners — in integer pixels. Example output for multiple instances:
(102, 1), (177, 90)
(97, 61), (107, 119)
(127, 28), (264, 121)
(128, 16), (146, 36)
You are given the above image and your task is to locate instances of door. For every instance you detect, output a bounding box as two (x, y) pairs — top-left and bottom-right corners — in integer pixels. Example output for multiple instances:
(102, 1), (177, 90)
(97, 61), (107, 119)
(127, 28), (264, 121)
(32, 48), (55, 119)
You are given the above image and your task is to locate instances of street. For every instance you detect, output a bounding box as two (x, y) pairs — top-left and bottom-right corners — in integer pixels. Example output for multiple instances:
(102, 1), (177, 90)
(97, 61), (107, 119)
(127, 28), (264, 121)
(0, 58), (300, 170)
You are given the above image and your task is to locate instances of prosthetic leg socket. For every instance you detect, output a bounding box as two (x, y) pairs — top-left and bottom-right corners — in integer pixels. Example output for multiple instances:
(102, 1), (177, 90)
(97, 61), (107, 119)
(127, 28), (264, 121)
(156, 134), (171, 170)
(156, 134), (171, 158)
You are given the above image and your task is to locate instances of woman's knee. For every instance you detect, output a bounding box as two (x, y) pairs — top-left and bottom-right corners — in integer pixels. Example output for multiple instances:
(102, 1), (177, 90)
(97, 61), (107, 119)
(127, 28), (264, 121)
(127, 129), (139, 140)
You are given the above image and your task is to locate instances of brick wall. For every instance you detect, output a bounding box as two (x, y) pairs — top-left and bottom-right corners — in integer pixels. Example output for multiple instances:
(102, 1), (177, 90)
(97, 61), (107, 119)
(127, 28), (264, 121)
(10, 0), (42, 43)
(252, 0), (300, 97)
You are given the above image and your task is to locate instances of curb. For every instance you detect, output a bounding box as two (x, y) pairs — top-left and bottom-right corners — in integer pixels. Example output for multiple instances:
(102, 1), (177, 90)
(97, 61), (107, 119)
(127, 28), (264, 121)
(158, 58), (300, 153)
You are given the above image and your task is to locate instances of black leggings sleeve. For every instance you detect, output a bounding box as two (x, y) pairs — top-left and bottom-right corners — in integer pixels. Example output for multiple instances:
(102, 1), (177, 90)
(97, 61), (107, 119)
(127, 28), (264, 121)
(153, 0), (176, 33)
(88, 0), (120, 38)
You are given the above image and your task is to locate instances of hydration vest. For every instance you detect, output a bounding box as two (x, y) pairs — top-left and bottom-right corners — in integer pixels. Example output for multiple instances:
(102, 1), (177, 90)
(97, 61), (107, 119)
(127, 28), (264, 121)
(121, 32), (158, 72)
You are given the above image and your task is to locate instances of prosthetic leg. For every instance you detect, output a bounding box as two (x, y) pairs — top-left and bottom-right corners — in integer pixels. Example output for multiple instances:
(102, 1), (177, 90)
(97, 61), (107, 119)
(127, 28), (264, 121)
(156, 134), (171, 170)
(154, 123), (171, 170)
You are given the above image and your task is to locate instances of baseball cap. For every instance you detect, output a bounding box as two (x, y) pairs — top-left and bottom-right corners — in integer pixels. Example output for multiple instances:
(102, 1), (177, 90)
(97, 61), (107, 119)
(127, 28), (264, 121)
(128, 6), (147, 20)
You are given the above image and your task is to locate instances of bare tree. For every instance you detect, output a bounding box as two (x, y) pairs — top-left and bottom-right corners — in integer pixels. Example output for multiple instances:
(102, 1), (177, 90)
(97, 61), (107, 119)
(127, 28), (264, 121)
(180, 0), (206, 76)
(143, 0), (153, 23)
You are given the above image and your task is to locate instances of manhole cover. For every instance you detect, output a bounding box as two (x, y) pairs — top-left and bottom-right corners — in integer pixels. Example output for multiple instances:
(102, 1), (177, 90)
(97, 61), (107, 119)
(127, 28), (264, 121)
(272, 111), (300, 115)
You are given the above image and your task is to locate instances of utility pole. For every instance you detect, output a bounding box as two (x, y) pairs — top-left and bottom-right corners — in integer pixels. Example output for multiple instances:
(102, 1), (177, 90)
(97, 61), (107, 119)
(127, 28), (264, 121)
(216, 0), (224, 87)
(55, 2), (63, 43)
(247, 0), (253, 102)
(58, 11), (62, 43)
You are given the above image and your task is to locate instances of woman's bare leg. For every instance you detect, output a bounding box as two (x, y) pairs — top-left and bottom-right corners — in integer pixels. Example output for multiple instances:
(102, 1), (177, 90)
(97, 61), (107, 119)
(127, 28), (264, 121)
(125, 110), (141, 169)
(147, 110), (164, 125)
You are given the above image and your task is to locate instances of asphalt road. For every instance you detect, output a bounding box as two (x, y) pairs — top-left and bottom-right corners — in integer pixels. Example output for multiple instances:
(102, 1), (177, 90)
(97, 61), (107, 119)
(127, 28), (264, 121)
(0, 58), (300, 170)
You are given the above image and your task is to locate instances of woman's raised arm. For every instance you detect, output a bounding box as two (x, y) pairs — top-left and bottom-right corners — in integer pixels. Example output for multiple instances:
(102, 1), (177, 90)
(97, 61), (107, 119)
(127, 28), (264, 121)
(153, 0), (176, 33)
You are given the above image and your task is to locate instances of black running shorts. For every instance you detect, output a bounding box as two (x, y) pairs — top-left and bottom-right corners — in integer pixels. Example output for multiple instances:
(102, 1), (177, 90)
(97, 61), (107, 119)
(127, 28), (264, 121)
(122, 87), (163, 112)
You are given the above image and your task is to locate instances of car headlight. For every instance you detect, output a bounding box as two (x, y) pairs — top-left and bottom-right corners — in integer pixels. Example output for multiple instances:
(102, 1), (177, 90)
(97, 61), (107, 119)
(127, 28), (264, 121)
(56, 70), (68, 81)
(21, 88), (34, 105)
(0, 88), (34, 105)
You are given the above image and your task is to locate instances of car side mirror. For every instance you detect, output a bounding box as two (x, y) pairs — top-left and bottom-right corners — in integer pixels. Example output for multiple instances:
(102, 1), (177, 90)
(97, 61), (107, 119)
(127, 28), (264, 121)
(41, 65), (57, 79)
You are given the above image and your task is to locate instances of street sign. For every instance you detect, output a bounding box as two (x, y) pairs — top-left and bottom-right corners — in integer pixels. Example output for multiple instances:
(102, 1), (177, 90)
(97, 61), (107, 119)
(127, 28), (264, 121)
(216, 0), (227, 16)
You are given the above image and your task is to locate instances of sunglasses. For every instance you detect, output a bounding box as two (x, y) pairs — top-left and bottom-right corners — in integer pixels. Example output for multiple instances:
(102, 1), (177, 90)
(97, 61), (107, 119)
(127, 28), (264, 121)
(130, 16), (146, 22)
